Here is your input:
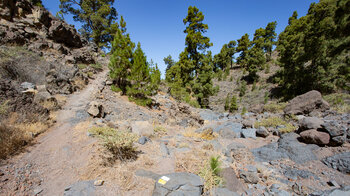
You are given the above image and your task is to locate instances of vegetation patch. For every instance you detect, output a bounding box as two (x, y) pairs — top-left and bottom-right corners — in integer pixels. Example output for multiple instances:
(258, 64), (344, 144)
(199, 156), (224, 192)
(89, 126), (139, 162)
(183, 128), (217, 140)
(0, 100), (9, 115)
(324, 93), (350, 113)
(255, 116), (296, 133)
(263, 102), (287, 113)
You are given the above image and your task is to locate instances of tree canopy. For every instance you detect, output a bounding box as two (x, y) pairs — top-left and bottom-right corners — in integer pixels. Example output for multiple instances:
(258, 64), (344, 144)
(59, 0), (118, 49)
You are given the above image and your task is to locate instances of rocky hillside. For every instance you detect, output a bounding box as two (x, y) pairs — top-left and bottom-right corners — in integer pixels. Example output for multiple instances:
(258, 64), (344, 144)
(0, 1), (349, 196)
(0, 0), (107, 159)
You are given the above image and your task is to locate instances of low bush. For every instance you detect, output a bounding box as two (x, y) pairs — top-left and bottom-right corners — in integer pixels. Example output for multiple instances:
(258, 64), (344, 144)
(199, 156), (224, 192)
(263, 102), (287, 113)
(89, 127), (139, 162)
(254, 116), (296, 133)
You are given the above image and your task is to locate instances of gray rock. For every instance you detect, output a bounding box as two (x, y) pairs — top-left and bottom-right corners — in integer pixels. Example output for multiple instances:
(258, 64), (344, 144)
(241, 128), (256, 139)
(64, 181), (95, 196)
(219, 127), (238, 139)
(256, 126), (269, 138)
(322, 120), (346, 137)
(239, 170), (259, 184)
(138, 136), (150, 145)
(242, 120), (254, 128)
(152, 173), (203, 196)
(310, 186), (350, 196)
(331, 135), (346, 146)
(275, 190), (292, 196)
(322, 152), (350, 174)
(87, 101), (104, 118)
(33, 188), (43, 195)
(199, 109), (221, 121)
(299, 117), (324, 130)
(20, 82), (35, 90)
(219, 167), (245, 193)
(135, 169), (160, 180)
(246, 165), (257, 173)
(160, 143), (170, 157)
(283, 167), (319, 180)
(327, 180), (339, 187)
(252, 133), (318, 164)
(211, 188), (240, 196)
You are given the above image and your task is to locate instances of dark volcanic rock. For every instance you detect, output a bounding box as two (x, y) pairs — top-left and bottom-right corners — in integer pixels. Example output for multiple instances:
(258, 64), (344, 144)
(239, 170), (259, 184)
(322, 152), (350, 174)
(252, 133), (318, 164)
(311, 186), (350, 196)
(152, 173), (203, 196)
(284, 90), (330, 115)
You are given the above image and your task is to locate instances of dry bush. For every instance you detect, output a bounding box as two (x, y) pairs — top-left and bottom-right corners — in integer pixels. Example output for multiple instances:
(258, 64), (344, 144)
(0, 114), (49, 159)
(89, 126), (139, 162)
(263, 102), (287, 113)
(199, 156), (224, 192)
(183, 128), (218, 140)
(254, 116), (296, 133)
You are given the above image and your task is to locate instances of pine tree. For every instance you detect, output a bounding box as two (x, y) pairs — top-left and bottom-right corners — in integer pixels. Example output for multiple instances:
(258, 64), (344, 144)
(167, 6), (217, 108)
(236, 34), (250, 68)
(246, 28), (266, 80)
(277, 0), (350, 99)
(229, 95), (238, 112)
(164, 55), (175, 73)
(224, 94), (230, 111)
(192, 51), (218, 107)
(149, 61), (161, 94)
(109, 16), (134, 93)
(59, 0), (118, 49)
(214, 41), (236, 71)
(263, 21), (277, 59)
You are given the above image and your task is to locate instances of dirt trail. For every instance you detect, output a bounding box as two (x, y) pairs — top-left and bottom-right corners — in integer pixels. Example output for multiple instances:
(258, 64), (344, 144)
(2, 70), (108, 195)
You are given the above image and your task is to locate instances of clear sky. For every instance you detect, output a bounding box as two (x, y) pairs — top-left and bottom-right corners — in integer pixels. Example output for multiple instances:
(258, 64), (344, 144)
(43, 0), (317, 77)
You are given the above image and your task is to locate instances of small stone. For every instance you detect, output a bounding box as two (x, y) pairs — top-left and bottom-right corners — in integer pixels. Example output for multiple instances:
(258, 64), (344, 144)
(160, 142), (170, 157)
(327, 180), (339, 187)
(33, 188), (43, 195)
(256, 126), (269, 138)
(239, 170), (259, 184)
(138, 136), (149, 145)
(94, 180), (104, 186)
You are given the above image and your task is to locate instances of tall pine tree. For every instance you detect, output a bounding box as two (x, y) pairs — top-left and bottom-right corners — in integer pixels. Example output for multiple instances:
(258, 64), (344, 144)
(109, 16), (134, 93)
(59, 0), (118, 49)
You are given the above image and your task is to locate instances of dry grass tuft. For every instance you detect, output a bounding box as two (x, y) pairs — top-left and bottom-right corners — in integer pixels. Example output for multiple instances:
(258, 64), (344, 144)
(0, 113), (49, 159)
(183, 128), (218, 140)
(254, 116), (297, 133)
(89, 126), (139, 162)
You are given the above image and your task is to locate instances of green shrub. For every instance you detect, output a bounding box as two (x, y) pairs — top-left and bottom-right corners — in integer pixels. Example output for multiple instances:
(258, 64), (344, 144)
(224, 94), (230, 111)
(77, 64), (87, 70)
(111, 84), (122, 92)
(264, 92), (269, 104)
(90, 63), (103, 70)
(241, 106), (247, 115)
(252, 81), (257, 91)
(229, 76), (233, 82)
(89, 127), (139, 162)
(199, 156), (223, 192)
(239, 81), (247, 97)
(254, 116), (296, 133)
(229, 95), (238, 112)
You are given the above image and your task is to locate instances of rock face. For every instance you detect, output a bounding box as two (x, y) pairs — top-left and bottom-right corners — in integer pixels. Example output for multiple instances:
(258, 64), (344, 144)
(63, 180), (95, 196)
(152, 173), (203, 196)
(252, 133), (318, 164)
(284, 90), (330, 115)
(322, 152), (350, 174)
(300, 129), (330, 145)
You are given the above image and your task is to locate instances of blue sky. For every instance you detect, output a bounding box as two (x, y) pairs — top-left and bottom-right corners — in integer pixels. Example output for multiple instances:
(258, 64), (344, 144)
(43, 0), (317, 76)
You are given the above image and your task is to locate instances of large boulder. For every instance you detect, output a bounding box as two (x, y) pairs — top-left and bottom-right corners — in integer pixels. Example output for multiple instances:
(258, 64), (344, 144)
(48, 20), (83, 48)
(152, 173), (203, 196)
(87, 101), (104, 118)
(300, 129), (330, 145)
(299, 117), (324, 130)
(322, 152), (350, 174)
(284, 90), (330, 115)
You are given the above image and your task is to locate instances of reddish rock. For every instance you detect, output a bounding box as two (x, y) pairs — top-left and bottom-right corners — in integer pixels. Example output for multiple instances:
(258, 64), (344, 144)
(300, 129), (330, 145)
(284, 90), (330, 115)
